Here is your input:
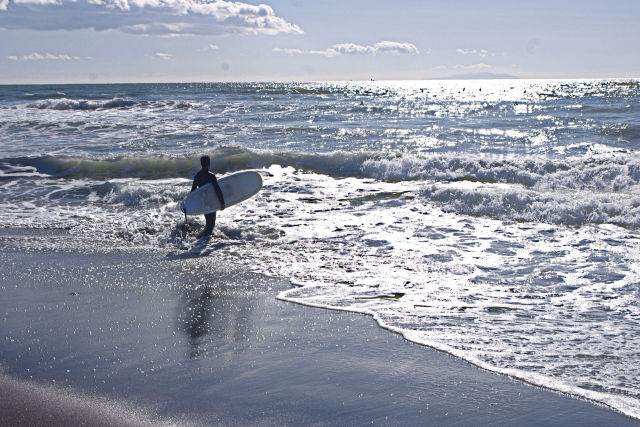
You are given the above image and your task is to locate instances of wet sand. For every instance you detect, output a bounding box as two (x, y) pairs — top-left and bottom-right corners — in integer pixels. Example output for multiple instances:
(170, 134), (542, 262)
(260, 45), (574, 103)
(0, 234), (636, 426)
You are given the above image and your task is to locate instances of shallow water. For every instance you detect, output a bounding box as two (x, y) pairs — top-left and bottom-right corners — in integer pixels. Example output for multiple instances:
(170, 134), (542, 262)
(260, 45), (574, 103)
(1, 79), (640, 418)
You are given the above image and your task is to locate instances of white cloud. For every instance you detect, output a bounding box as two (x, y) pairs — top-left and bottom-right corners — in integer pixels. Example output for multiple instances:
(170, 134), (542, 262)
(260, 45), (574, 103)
(0, 0), (303, 36)
(274, 41), (419, 58)
(14, 0), (60, 5)
(456, 48), (489, 57)
(372, 41), (419, 55)
(10, 52), (74, 60)
(331, 43), (375, 55)
(154, 52), (172, 60)
(272, 47), (338, 57)
(208, 44), (219, 50)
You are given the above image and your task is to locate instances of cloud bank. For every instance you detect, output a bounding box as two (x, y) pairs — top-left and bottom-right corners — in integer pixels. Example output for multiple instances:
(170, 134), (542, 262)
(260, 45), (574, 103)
(0, 0), (303, 36)
(274, 41), (419, 58)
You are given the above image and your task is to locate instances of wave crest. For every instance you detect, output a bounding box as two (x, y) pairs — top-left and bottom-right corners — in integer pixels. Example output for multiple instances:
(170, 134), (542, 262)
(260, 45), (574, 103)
(362, 152), (640, 192)
(5, 147), (640, 193)
(423, 182), (640, 227)
(22, 97), (202, 111)
(27, 98), (137, 111)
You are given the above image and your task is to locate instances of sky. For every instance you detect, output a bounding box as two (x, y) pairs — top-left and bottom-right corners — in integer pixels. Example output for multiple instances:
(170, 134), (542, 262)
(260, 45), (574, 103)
(0, 0), (639, 83)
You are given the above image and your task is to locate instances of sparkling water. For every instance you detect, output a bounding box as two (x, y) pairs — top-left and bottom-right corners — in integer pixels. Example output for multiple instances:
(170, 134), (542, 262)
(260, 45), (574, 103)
(1, 79), (639, 418)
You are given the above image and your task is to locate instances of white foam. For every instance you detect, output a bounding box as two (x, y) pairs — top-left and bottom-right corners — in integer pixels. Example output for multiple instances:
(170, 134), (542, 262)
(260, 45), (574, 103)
(277, 293), (640, 420)
(2, 78), (640, 420)
(26, 98), (137, 111)
(2, 166), (640, 421)
(4, 146), (640, 194)
(361, 150), (640, 191)
(231, 166), (640, 420)
(421, 180), (640, 227)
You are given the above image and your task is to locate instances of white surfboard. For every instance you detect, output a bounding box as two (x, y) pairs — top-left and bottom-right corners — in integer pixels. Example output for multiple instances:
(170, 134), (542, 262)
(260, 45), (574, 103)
(181, 171), (262, 215)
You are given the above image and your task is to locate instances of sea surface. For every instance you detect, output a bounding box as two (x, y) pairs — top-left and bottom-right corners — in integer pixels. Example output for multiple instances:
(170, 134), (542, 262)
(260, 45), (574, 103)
(1, 80), (639, 419)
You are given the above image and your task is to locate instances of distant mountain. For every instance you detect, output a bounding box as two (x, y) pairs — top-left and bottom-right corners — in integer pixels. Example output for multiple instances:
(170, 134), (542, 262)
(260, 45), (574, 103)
(436, 72), (520, 80)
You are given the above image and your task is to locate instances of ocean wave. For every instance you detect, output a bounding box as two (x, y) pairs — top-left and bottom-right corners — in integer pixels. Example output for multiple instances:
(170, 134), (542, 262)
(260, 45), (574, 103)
(0, 162), (44, 178)
(361, 151), (640, 192)
(27, 98), (137, 111)
(5, 148), (640, 192)
(22, 97), (204, 111)
(0, 156), (198, 180)
(0, 149), (371, 180)
(422, 182), (640, 227)
(100, 181), (186, 207)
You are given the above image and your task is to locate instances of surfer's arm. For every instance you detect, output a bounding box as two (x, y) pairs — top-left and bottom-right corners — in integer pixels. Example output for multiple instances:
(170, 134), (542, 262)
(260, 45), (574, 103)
(191, 177), (198, 192)
(212, 176), (226, 210)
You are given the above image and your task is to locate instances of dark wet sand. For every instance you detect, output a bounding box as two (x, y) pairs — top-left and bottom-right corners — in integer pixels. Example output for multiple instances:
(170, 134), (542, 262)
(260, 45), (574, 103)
(0, 237), (636, 426)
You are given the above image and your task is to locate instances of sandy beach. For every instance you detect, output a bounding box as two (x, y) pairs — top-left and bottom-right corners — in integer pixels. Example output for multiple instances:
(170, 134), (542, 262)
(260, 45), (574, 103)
(0, 229), (635, 426)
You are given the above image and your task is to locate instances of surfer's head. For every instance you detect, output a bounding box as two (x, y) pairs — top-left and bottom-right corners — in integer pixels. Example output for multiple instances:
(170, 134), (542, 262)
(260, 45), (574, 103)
(200, 155), (211, 170)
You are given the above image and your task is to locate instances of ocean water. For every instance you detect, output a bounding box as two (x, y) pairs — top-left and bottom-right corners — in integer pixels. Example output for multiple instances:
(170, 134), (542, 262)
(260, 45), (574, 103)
(1, 80), (640, 418)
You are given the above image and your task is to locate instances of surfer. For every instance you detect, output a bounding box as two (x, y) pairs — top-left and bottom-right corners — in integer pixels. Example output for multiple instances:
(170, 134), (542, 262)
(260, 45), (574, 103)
(191, 155), (226, 237)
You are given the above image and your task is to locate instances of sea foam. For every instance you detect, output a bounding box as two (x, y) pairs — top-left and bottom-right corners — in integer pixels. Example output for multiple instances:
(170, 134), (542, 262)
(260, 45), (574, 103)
(2, 80), (640, 421)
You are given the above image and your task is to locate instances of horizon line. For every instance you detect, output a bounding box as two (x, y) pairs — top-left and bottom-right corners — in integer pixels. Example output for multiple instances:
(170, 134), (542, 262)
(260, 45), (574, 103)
(2, 75), (640, 86)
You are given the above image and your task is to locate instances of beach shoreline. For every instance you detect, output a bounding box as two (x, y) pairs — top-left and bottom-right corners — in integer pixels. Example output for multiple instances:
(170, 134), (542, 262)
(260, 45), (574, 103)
(0, 229), (636, 426)
(279, 287), (640, 422)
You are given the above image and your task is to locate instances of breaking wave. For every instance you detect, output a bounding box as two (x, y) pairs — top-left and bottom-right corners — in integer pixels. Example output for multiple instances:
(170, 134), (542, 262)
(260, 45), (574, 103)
(4, 146), (640, 228)
(4, 146), (640, 191)
(422, 182), (640, 227)
(22, 98), (201, 111)
(27, 98), (137, 111)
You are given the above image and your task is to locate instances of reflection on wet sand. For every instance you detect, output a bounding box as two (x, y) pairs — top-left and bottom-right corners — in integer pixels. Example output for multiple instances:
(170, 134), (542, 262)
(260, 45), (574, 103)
(180, 285), (214, 359)
(178, 276), (252, 360)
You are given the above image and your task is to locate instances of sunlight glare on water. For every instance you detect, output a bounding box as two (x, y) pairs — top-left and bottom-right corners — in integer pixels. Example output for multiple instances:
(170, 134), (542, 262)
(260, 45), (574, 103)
(1, 79), (640, 418)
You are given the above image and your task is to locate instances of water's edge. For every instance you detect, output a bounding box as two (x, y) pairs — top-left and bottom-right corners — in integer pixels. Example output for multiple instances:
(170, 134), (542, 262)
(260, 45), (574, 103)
(278, 286), (640, 421)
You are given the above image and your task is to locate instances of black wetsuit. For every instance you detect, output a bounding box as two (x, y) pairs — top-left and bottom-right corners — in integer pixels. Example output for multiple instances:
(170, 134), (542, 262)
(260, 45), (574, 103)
(191, 169), (225, 235)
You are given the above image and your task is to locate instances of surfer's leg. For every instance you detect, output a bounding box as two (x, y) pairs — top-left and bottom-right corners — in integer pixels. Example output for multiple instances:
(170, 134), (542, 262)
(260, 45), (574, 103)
(203, 212), (216, 235)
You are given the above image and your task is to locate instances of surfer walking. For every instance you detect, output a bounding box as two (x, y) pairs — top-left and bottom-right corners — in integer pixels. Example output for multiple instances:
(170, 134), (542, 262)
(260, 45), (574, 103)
(191, 155), (226, 237)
